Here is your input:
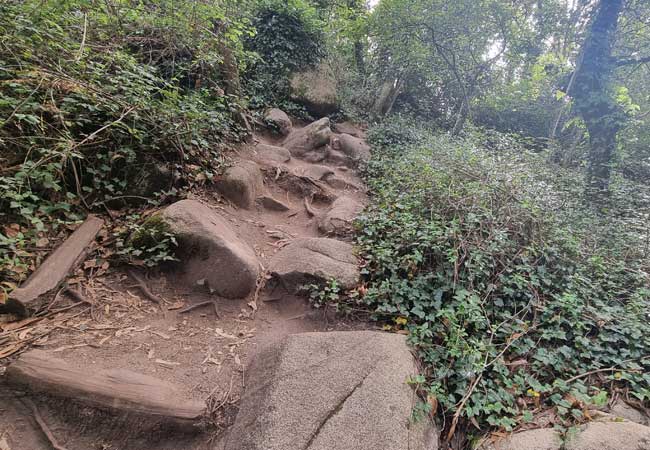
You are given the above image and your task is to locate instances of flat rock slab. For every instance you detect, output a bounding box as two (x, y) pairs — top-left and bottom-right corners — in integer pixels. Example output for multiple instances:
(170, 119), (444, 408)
(215, 160), (264, 209)
(6, 215), (104, 315)
(283, 118), (332, 158)
(480, 417), (650, 450)
(268, 238), (359, 291)
(6, 350), (205, 429)
(163, 199), (259, 298)
(319, 196), (364, 236)
(223, 331), (438, 450)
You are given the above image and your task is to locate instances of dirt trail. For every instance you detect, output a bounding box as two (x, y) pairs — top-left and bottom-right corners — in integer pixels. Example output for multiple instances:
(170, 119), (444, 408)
(0, 121), (373, 450)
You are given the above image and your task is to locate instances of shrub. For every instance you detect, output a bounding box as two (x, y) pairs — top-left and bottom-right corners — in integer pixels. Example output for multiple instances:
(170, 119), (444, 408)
(243, 0), (326, 112)
(354, 122), (650, 439)
(0, 1), (247, 282)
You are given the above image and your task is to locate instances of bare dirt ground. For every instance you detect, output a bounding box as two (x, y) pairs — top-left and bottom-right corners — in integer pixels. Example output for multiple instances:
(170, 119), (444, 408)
(0, 123), (374, 450)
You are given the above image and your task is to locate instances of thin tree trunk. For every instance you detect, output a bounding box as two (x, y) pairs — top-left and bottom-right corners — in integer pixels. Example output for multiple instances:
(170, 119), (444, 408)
(571, 0), (624, 198)
(451, 98), (469, 136)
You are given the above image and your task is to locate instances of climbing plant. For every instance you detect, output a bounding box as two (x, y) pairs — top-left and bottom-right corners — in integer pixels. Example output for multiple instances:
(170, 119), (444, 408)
(351, 118), (650, 444)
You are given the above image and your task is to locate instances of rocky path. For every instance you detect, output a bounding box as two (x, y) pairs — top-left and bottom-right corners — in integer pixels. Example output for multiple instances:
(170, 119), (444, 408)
(1, 113), (434, 450)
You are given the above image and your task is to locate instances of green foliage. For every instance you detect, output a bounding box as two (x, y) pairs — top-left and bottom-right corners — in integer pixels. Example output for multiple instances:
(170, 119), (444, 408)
(114, 215), (178, 268)
(0, 0), (248, 282)
(306, 278), (342, 309)
(243, 0), (326, 111)
(350, 119), (650, 436)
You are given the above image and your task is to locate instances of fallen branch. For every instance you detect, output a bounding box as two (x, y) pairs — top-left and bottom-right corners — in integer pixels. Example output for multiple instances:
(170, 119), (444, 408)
(127, 270), (162, 304)
(178, 301), (220, 318)
(303, 197), (316, 217)
(24, 398), (69, 450)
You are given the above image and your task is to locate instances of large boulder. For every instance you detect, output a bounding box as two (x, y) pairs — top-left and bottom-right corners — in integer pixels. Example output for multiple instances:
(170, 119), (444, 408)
(283, 118), (332, 158)
(223, 331), (438, 450)
(215, 160), (264, 209)
(290, 63), (339, 117)
(265, 108), (293, 136)
(252, 143), (292, 167)
(479, 416), (650, 450)
(318, 196), (363, 236)
(268, 238), (359, 291)
(334, 133), (371, 164)
(162, 200), (259, 298)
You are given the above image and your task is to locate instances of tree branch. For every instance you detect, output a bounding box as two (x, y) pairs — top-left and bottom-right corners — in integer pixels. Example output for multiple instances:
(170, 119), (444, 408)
(615, 55), (650, 67)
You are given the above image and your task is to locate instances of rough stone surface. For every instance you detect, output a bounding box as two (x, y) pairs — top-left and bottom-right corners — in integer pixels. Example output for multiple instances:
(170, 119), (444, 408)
(265, 108), (292, 136)
(162, 200), (259, 298)
(224, 331), (438, 450)
(257, 195), (290, 212)
(333, 121), (365, 139)
(283, 118), (332, 158)
(325, 148), (355, 168)
(479, 418), (650, 450)
(336, 133), (371, 163)
(567, 420), (650, 450)
(298, 164), (334, 181)
(252, 143), (292, 167)
(326, 175), (361, 191)
(215, 160), (264, 209)
(609, 402), (650, 425)
(290, 63), (339, 116)
(268, 238), (359, 291)
(319, 196), (363, 236)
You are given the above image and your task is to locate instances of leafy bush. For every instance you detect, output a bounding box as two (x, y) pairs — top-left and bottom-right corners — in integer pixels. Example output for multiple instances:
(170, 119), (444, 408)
(243, 0), (326, 112)
(352, 121), (650, 439)
(0, 1), (248, 282)
(114, 215), (178, 268)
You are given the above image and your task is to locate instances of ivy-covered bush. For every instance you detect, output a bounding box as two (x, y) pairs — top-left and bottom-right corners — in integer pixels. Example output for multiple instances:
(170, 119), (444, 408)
(0, 0), (249, 283)
(353, 119), (650, 441)
(243, 0), (326, 111)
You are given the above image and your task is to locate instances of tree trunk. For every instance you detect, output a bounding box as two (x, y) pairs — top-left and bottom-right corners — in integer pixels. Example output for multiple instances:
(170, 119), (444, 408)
(354, 41), (366, 75)
(372, 78), (403, 118)
(571, 0), (624, 197)
(451, 98), (469, 136)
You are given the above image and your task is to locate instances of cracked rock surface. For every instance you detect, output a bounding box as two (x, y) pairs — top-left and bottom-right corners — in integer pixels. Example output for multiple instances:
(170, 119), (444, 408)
(267, 238), (359, 291)
(223, 331), (438, 450)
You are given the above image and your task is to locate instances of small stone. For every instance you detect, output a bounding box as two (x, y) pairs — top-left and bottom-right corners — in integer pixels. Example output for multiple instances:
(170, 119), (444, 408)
(215, 161), (264, 209)
(283, 118), (332, 158)
(265, 108), (292, 136)
(338, 133), (371, 163)
(319, 196), (364, 236)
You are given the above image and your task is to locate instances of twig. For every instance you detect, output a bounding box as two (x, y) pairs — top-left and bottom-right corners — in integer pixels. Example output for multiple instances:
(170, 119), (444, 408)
(178, 301), (220, 318)
(565, 367), (628, 384)
(63, 286), (94, 305)
(303, 196), (316, 217)
(127, 270), (161, 304)
(0, 78), (45, 129)
(76, 12), (88, 62)
(24, 398), (69, 450)
(70, 107), (135, 151)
